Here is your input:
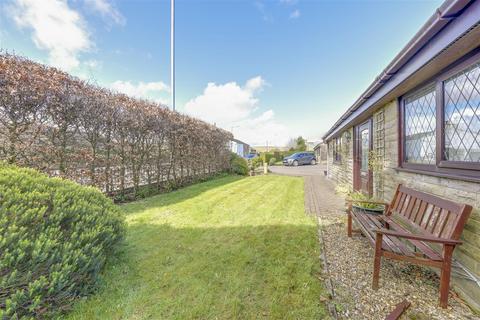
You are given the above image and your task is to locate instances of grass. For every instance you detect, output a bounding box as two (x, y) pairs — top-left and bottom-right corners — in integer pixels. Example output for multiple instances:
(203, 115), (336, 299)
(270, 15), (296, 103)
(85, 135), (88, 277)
(66, 175), (328, 319)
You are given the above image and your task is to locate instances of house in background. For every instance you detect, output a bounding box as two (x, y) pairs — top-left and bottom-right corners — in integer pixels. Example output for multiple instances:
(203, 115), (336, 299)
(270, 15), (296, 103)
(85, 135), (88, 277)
(231, 138), (251, 158)
(306, 141), (319, 151)
(313, 141), (327, 165)
(253, 146), (289, 152)
(323, 0), (480, 310)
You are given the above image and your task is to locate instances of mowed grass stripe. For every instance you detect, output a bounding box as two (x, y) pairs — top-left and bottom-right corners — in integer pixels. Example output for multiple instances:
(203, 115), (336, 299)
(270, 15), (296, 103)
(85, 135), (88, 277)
(127, 175), (256, 225)
(66, 175), (328, 320)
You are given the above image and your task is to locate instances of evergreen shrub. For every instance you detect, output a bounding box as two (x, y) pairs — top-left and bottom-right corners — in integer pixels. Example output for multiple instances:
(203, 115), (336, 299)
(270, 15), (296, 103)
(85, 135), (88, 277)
(0, 164), (125, 318)
(230, 153), (248, 176)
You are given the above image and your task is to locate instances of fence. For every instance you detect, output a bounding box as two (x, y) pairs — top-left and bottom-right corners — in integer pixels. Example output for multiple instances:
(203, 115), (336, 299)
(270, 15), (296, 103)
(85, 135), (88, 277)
(0, 53), (232, 195)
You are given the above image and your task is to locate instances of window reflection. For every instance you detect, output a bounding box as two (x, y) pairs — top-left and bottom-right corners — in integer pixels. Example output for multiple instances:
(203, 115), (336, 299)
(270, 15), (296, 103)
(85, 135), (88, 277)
(404, 86), (436, 164)
(361, 129), (369, 172)
(444, 62), (480, 162)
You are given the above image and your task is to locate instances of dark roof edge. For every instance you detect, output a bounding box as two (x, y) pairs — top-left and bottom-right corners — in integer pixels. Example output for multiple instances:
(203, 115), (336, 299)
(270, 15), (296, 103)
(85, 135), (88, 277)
(322, 0), (474, 141)
(231, 138), (250, 146)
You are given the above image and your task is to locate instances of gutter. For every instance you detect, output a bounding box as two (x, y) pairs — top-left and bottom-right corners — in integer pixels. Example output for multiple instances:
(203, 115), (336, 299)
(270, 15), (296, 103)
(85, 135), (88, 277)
(322, 0), (474, 141)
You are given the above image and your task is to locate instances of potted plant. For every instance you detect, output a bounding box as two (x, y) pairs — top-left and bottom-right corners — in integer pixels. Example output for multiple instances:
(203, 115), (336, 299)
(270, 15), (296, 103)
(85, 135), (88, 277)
(349, 191), (385, 215)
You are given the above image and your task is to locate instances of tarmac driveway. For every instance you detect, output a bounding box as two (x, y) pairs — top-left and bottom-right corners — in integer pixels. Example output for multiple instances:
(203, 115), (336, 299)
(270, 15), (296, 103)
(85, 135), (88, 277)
(268, 164), (325, 177)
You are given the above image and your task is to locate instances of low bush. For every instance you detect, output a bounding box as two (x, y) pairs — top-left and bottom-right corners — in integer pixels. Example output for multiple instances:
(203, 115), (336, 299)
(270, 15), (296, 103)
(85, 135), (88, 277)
(268, 157), (277, 166)
(334, 183), (353, 196)
(260, 152), (296, 165)
(134, 185), (159, 199)
(230, 153), (248, 175)
(0, 164), (125, 319)
(261, 152), (275, 164)
(251, 157), (263, 169)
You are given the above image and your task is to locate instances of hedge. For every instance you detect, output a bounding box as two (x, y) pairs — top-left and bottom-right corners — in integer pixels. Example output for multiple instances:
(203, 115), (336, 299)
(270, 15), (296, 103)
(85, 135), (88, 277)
(0, 164), (125, 318)
(261, 151), (294, 164)
(0, 53), (232, 196)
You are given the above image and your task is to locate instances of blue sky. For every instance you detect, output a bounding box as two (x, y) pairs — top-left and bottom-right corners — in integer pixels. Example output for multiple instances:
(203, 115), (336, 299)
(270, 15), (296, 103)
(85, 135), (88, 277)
(0, 0), (441, 146)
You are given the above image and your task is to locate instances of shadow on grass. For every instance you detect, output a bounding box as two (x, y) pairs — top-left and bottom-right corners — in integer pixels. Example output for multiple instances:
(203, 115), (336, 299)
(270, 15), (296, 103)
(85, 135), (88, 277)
(68, 222), (328, 320)
(121, 174), (246, 214)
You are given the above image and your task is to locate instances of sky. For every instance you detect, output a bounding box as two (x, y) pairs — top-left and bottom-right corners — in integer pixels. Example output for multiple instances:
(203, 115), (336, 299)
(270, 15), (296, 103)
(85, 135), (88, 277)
(0, 0), (442, 146)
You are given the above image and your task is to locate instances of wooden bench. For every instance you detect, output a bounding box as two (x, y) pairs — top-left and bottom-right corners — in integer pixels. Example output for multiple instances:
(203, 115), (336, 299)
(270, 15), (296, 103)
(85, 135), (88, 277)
(346, 184), (472, 308)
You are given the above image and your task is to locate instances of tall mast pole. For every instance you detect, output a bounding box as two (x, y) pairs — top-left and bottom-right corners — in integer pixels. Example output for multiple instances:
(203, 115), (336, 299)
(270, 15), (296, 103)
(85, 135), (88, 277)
(170, 0), (175, 111)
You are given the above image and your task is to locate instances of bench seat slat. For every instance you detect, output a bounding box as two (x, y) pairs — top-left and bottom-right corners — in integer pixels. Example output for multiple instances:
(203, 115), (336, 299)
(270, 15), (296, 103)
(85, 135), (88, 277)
(383, 217), (443, 261)
(351, 211), (443, 261)
(366, 215), (414, 257)
(361, 213), (413, 256)
(351, 211), (376, 245)
(352, 211), (414, 257)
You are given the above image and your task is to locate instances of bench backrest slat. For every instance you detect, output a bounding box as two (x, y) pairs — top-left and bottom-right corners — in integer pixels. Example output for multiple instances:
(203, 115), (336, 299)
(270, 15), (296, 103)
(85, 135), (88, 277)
(387, 184), (472, 240)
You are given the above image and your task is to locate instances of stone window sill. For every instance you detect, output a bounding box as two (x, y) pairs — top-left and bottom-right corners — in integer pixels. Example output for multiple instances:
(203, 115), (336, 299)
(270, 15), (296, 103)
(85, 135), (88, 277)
(395, 167), (480, 183)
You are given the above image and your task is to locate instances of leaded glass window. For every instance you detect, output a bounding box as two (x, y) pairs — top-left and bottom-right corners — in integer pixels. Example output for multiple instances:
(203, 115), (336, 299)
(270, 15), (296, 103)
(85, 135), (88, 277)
(400, 52), (480, 176)
(444, 62), (480, 162)
(404, 86), (436, 164)
(333, 137), (342, 162)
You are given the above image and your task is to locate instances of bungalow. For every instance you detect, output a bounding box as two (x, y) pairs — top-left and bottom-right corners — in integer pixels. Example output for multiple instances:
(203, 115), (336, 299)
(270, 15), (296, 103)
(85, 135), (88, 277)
(230, 138), (251, 158)
(323, 0), (480, 310)
(313, 141), (327, 164)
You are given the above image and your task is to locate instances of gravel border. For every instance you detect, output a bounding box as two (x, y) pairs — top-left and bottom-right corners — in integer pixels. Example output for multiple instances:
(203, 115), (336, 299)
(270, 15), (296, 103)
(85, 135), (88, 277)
(322, 219), (477, 319)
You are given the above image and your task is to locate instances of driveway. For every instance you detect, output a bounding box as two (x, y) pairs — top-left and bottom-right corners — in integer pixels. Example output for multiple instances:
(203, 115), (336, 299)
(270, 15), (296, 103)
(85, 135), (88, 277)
(268, 164), (326, 177)
(268, 163), (343, 217)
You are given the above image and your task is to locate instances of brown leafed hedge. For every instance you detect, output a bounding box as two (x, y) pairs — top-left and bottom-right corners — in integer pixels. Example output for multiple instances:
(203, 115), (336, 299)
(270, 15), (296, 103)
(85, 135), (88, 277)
(0, 53), (232, 196)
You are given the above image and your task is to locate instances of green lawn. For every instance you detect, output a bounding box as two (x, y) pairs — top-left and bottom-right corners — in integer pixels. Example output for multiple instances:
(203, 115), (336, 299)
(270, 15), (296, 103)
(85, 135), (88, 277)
(67, 175), (328, 319)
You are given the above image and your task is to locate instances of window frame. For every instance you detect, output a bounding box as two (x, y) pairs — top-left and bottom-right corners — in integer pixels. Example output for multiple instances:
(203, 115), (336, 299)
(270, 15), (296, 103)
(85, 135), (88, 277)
(399, 49), (480, 180)
(400, 83), (437, 171)
(333, 136), (342, 164)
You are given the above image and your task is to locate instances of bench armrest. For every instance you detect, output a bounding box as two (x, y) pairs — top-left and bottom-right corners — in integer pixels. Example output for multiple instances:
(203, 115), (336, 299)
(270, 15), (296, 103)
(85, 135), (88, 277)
(372, 228), (463, 245)
(346, 199), (389, 206)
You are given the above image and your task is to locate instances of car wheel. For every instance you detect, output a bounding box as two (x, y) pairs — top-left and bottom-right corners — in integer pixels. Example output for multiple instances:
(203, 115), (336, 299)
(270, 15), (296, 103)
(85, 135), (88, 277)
(293, 160), (298, 167)
(310, 159), (316, 165)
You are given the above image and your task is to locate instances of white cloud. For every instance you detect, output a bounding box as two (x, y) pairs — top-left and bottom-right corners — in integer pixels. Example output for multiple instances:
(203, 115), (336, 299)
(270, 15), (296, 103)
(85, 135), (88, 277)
(245, 76), (267, 93)
(254, 1), (274, 23)
(185, 77), (263, 124)
(289, 9), (301, 19)
(9, 0), (92, 71)
(184, 76), (290, 146)
(72, 59), (104, 80)
(111, 80), (170, 104)
(233, 110), (290, 146)
(84, 0), (125, 26)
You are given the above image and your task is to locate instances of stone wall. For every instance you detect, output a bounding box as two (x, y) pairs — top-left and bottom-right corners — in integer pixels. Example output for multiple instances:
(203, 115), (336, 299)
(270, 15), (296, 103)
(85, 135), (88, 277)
(326, 100), (480, 310)
(327, 127), (354, 188)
